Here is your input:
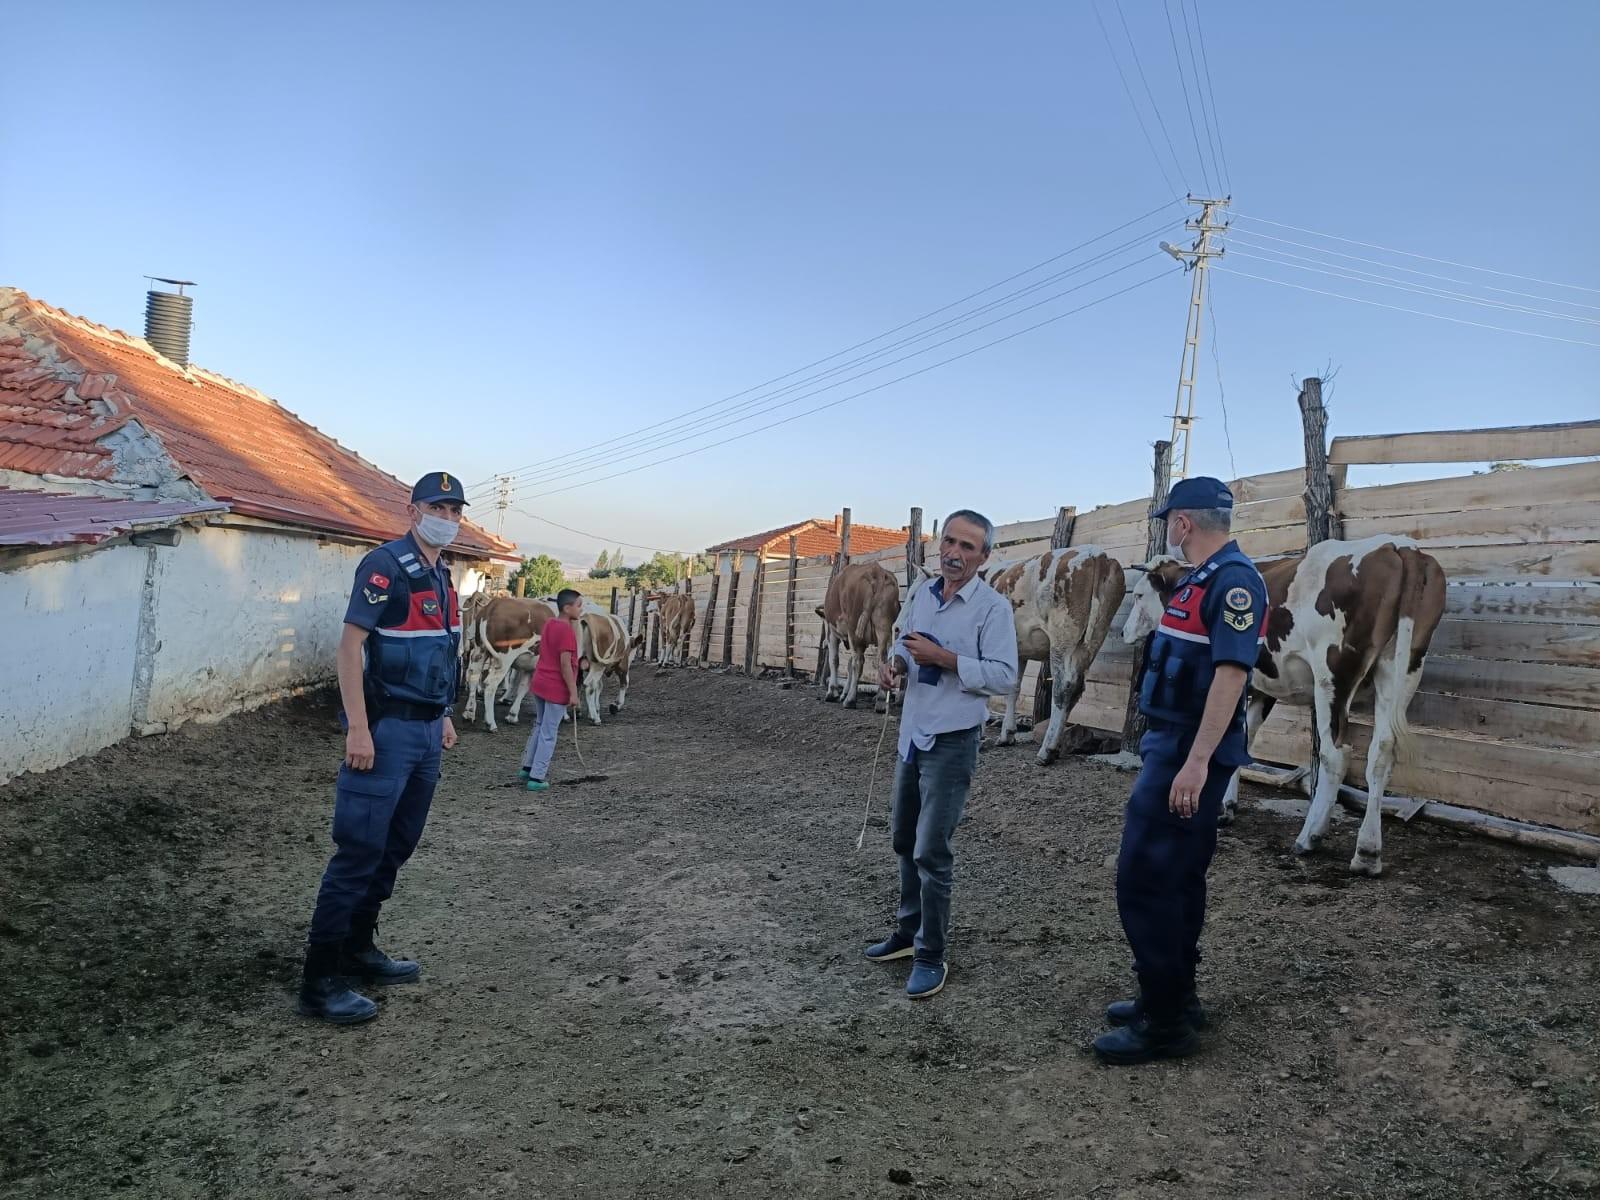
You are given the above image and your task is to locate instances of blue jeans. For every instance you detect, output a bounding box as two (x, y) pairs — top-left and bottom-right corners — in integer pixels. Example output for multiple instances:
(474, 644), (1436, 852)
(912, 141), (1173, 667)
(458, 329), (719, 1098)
(1115, 746), (1234, 1019)
(520, 695), (566, 781)
(891, 727), (981, 965)
(308, 715), (442, 945)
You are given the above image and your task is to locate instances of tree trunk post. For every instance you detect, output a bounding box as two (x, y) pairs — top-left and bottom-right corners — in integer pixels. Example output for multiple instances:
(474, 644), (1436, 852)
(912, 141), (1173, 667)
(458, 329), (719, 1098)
(1121, 441), (1173, 752)
(906, 507), (924, 590)
(698, 571), (720, 665)
(1298, 375), (1337, 795)
(609, 586), (619, 616)
(1033, 505), (1079, 723)
(815, 509), (851, 684)
(785, 534), (799, 676)
(513, 575), (525, 597)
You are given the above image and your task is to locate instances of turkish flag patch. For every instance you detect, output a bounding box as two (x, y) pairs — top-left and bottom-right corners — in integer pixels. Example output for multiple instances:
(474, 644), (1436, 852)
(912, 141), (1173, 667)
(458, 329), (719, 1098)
(369, 572), (391, 588)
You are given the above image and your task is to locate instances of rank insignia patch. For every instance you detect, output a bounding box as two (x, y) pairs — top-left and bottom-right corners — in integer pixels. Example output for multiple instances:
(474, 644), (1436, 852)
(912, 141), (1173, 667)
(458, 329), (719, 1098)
(422, 597), (440, 616)
(1223, 609), (1255, 631)
(363, 587), (387, 605)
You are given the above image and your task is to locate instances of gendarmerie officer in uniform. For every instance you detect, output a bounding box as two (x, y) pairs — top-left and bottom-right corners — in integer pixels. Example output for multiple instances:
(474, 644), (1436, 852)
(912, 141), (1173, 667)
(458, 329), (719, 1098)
(1094, 476), (1267, 1065)
(299, 472), (466, 1024)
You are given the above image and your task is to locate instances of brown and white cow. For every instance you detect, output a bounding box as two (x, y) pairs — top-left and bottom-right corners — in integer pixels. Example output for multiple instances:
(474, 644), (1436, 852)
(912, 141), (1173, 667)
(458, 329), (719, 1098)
(648, 593), (696, 666)
(1123, 535), (1446, 875)
(816, 562), (902, 710)
(574, 611), (642, 724)
(983, 545), (1127, 765)
(462, 595), (556, 731)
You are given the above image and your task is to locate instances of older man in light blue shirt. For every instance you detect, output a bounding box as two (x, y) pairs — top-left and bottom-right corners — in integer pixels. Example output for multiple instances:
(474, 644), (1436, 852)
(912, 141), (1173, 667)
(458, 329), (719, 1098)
(864, 509), (1018, 1000)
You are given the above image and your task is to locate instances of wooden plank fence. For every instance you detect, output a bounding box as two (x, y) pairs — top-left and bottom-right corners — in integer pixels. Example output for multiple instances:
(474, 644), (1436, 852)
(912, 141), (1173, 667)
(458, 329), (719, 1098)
(616, 406), (1599, 838)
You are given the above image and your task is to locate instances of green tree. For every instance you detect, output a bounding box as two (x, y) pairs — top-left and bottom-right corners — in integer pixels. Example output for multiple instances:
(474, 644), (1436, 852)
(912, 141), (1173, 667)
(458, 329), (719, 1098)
(593, 548), (611, 576)
(513, 554), (565, 597)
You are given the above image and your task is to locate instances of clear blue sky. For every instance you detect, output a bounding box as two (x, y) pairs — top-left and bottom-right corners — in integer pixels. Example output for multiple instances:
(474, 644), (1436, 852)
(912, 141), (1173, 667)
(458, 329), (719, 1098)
(5, 2), (1596, 565)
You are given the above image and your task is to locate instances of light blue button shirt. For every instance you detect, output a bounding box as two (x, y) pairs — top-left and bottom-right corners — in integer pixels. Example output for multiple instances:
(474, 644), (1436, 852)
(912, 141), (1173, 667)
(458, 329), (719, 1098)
(889, 573), (1019, 761)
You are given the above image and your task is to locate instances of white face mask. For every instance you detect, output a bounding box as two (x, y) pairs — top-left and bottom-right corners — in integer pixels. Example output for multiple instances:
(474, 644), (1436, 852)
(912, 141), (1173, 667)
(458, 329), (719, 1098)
(1165, 519), (1189, 564)
(417, 514), (460, 548)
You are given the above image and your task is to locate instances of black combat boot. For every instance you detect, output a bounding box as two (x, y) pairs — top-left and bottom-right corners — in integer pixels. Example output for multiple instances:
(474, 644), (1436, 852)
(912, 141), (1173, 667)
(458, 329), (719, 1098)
(1092, 1012), (1199, 1065)
(298, 942), (379, 1025)
(341, 919), (422, 985)
(1104, 989), (1206, 1030)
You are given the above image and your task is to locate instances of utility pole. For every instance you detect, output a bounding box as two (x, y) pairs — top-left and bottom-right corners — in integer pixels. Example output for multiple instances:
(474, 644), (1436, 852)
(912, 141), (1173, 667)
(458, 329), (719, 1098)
(493, 474), (514, 536)
(1161, 195), (1229, 480)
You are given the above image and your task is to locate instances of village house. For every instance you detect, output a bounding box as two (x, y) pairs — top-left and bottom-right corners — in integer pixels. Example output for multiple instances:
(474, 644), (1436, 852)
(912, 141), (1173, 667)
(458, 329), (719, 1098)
(705, 513), (912, 572)
(0, 286), (518, 783)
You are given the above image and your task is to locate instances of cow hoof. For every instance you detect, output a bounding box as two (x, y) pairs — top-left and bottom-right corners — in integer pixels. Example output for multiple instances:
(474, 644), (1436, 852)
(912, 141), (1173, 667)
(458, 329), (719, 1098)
(843, 698), (858, 710)
(1034, 750), (1058, 767)
(822, 694), (839, 704)
(608, 704), (620, 715)
(1349, 850), (1384, 877)
(1293, 836), (1317, 857)
(1217, 806), (1236, 827)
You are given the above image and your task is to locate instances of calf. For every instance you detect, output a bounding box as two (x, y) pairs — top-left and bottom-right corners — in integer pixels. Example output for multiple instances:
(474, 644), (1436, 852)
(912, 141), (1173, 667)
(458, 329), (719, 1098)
(984, 546), (1126, 764)
(816, 562), (901, 711)
(1123, 535), (1446, 875)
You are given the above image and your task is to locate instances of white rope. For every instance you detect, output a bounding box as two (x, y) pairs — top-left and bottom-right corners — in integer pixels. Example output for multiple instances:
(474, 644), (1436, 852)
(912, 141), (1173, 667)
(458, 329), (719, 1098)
(856, 700), (897, 851)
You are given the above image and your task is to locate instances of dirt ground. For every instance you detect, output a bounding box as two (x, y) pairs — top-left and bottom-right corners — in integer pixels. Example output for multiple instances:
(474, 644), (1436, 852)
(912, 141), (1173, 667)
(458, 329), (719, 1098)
(3, 667), (1597, 1199)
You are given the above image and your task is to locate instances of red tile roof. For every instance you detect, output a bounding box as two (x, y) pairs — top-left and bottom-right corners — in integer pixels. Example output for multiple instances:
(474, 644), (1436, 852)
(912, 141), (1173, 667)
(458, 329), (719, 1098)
(0, 486), (223, 547)
(0, 289), (516, 561)
(708, 516), (913, 558)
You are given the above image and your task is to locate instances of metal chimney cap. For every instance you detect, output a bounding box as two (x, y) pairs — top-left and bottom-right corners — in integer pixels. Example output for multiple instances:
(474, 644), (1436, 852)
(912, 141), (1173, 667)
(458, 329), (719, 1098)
(145, 276), (197, 292)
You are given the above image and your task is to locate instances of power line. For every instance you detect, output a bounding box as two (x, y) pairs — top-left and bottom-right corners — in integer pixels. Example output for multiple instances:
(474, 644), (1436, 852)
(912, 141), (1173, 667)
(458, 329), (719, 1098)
(1178, 0), (1225, 196)
(1207, 287), (1237, 479)
(1227, 227), (1600, 311)
(1091, 0), (1179, 195)
(1186, 0), (1232, 194)
(508, 253), (1169, 493)
(1162, 0), (1215, 194)
(1232, 212), (1600, 295)
(487, 235), (1178, 492)
(507, 507), (695, 558)
(519, 267), (1182, 502)
(1114, 0), (1189, 188)
(1226, 247), (1600, 327)
(467, 198), (1182, 496)
(1215, 265), (1600, 348)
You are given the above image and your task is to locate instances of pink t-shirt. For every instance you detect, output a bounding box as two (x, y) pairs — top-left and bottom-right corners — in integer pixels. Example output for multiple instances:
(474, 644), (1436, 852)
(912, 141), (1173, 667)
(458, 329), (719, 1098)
(531, 616), (579, 703)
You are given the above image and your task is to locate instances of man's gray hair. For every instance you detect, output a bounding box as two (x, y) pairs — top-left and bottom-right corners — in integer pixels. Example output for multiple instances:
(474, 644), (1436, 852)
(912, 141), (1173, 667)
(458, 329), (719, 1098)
(1174, 507), (1232, 534)
(943, 509), (996, 553)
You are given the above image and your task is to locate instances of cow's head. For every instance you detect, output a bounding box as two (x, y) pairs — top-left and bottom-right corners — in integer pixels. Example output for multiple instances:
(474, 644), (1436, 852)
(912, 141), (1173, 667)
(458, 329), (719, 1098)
(1121, 556), (1189, 644)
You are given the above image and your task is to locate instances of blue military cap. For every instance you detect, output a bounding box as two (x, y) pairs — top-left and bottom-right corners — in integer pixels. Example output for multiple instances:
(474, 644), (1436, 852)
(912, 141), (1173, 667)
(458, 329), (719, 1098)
(1152, 475), (1233, 520)
(410, 471), (469, 505)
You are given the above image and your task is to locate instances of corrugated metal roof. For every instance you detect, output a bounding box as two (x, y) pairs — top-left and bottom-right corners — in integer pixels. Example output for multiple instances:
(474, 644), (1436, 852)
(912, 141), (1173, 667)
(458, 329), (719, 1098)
(0, 486), (224, 547)
(0, 289), (518, 562)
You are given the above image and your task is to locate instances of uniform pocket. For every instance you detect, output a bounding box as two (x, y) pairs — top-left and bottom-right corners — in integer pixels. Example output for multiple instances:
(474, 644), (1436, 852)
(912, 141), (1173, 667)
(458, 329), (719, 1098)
(333, 767), (402, 852)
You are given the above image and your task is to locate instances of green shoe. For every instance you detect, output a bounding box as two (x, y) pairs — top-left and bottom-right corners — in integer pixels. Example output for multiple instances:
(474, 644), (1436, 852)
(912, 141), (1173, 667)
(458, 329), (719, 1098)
(518, 767), (530, 781)
(525, 778), (550, 792)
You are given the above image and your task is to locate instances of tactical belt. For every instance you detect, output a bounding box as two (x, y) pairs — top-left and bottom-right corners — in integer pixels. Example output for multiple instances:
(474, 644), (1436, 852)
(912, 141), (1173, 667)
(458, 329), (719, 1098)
(370, 699), (446, 723)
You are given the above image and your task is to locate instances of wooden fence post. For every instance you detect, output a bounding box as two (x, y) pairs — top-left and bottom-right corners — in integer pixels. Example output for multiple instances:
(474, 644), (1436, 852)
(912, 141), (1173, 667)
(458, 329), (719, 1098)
(723, 551), (743, 666)
(1298, 376), (1337, 795)
(906, 507), (924, 589)
(682, 571), (693, 662)
(610, 586), (619, 616)
(1299, 377), (1339, 543)
(744, 555), (766, 673)
(1121, 442), (1172, 752)
(815, 509), (851, 683)
(647, 600), (660, 664)
(627, 590), (639, 640)
(785, 534), (799, 676)
(1034, 505), (1079, 723)
(513, 575), (525, 597)
(698, 569), (721, 665)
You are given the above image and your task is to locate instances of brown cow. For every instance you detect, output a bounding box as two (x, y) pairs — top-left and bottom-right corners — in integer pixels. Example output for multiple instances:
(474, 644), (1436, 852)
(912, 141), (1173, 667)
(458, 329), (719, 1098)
(816, 562), (901, 710)
(462, 595), (556, 731)
(649, 593), (696, 666)
(575, 611), (638, 724)
(983, 545), (1127, 764)
(1123, 535), (1446, 875)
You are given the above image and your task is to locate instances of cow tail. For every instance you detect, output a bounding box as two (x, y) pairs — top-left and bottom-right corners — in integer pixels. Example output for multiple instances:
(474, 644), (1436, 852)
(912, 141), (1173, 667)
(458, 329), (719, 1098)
(1385, 546), (1446, 766)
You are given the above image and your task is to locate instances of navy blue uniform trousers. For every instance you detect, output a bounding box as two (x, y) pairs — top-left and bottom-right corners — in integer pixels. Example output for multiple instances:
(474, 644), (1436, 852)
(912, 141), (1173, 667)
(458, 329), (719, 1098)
(1115, 738), (1235, 1018)
(308, 715), (442, 945)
